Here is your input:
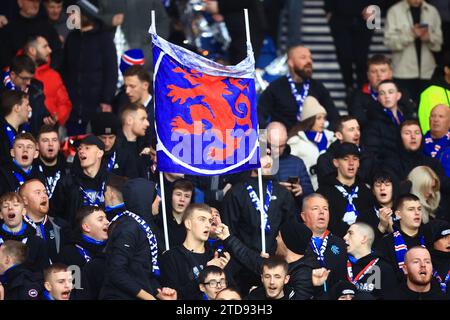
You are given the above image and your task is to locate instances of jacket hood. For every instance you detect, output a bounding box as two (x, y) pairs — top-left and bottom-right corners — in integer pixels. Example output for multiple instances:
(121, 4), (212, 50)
(122, 178), (156, 223)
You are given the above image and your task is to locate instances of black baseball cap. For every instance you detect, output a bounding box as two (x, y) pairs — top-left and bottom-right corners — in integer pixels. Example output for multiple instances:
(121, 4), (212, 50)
(78, 134), (105, 151)
(334, 142), (361, 159)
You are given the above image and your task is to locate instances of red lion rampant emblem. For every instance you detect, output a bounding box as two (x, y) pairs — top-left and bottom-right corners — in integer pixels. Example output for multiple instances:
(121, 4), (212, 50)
(166, 66), (254, 161)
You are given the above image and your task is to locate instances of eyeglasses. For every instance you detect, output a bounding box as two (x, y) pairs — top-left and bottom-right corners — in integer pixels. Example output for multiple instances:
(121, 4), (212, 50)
(16, 74), (34, 82)
(203, 279), (227, 288)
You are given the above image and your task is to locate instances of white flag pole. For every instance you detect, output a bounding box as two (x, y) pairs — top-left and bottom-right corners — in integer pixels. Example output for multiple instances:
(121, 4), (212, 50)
(159, 172), (170, 251)
(151, 10), (170, 251)
(257, 168), (266, 254)
(244, 8), (266, 254)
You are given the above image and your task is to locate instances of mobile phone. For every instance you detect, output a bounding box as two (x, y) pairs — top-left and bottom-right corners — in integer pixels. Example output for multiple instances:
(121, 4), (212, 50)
(287, 176), (300, 184)
(419, 23), (429, 29)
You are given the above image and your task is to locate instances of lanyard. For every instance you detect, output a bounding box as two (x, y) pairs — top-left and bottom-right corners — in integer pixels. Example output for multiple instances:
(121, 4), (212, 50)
(310, 230), (330, 267)
(286, 74), (310, 122)
(23, 215), (48, 241)
(347, 258), (379, 285)
(245, 181), (273, 232)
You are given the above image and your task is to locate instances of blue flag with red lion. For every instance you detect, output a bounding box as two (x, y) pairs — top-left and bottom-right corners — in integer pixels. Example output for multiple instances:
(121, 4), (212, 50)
(151, 30), (260, 175)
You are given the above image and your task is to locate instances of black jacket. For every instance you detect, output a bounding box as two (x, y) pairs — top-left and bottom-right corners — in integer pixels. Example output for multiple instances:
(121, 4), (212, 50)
(0, 222), (50, 271)
(258, 76), (340, 132)
(0, 117), (19, 166)
(100, 179), (161, 300)
(0, 161), (46, 196)
(1, 264), (43, 300)
(52, 164), (109, 225)
(309, 232), (347, 288)
(391, 282), (449, 300)
(316, 140), (376, 186)
(246, 285), (298, 300)
(222, 234), (316, 300)
(376, 225), (432, 280)
(317, 175), (375, 238)
(57, 234), (107, 269)
(344, 253), (400, 300)
(349, 85), (417, 130)
(80, 253), (107, 300)
(113, 132), (152, 179)
(222, 177), (298, 255)
(430, 250), (450, 296)
(25, 215), (72, 264)
(362, 103), (412, 162)
(159, 244), (217, 300)
(63, 26), (117, 122)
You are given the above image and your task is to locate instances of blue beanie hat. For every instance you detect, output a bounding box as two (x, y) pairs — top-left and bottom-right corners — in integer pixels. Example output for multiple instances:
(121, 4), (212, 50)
(120, 49), (145, 75)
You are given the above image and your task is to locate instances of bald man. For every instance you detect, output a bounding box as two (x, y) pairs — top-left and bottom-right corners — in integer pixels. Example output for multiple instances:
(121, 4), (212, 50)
(258, 46), (339, 132)
(394, 247), (448, 300)
(423, 104), (450, 176)
(343, 222), (399, 299)
(19, 179), (71, 263)
(267, 121), (313, 204)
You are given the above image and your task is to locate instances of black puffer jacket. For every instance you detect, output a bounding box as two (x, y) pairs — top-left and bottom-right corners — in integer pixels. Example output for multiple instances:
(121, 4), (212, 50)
(362, 103), (412, 162)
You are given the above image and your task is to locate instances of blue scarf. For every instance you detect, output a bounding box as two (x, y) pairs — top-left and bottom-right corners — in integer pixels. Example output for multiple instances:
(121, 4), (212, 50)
(335, 185), (359, 225)
(393, 226), (425, 271)
(305, 130), (328, 154)
(2, 69), (16, 90)
(383, 108), (404, 126)
(2, 222), (27, 236)
(423, 131), (450, 160)
(286, 74), (310, 122)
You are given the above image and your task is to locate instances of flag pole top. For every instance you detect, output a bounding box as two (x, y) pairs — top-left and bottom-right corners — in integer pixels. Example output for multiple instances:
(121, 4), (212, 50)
(149, 10), (156, 34)
(244, 8), (251, 45)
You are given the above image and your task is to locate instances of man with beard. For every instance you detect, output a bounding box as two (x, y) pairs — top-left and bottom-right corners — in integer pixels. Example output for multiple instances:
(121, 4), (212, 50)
(35, 125), (66, 202)
(393, 246), (448, 299)
(18, 179), (71, 263)
(160, 204), (231, 300)
(0, 133), (45, 195)
(258, 46), (339, 132)
(24, 35), (71, 127)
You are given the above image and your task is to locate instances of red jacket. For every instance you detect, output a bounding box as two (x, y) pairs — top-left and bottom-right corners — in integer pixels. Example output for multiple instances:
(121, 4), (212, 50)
(35, 62), (72, 126)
